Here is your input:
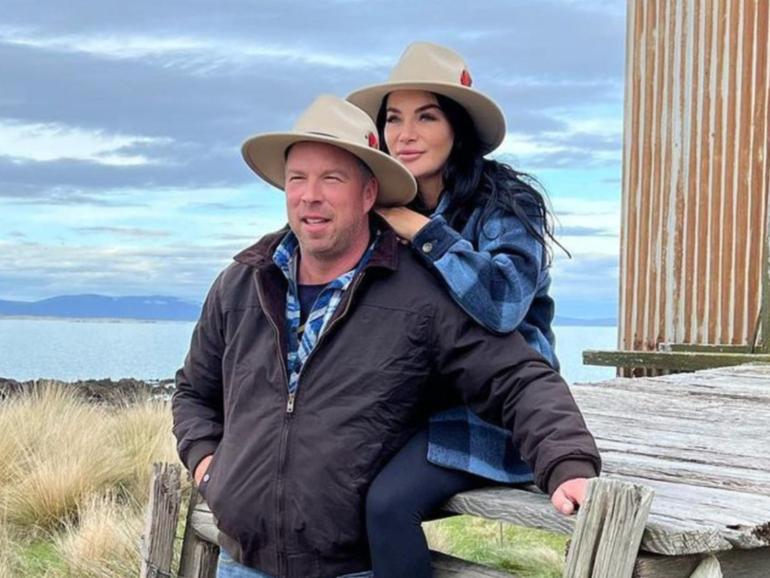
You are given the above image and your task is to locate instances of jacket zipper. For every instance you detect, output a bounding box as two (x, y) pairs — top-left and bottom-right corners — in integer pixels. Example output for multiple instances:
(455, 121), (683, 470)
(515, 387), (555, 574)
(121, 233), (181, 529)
(256, 269), (367, 575)
(255, 275), (291, 576)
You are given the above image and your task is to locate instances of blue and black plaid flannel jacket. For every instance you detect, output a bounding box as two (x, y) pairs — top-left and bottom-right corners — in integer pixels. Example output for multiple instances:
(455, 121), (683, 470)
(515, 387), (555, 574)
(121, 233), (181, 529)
(412, 194), (558, 483)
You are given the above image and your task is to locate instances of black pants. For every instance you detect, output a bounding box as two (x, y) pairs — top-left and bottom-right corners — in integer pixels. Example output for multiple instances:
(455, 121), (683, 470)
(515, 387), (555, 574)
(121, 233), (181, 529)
(365, 427), (489, 578)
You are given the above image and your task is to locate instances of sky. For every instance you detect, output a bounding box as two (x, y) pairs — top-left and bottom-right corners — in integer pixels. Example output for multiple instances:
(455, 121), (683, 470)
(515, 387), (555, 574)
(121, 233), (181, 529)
(0, 0), (626, 319)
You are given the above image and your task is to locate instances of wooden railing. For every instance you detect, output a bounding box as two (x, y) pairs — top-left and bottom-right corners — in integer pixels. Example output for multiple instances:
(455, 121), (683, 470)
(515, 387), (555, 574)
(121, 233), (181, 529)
(141, 465), (661, 578)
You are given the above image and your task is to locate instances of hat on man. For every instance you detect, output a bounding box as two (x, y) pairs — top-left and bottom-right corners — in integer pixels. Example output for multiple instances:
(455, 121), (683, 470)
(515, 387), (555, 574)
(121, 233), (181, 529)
(347, 42), (507, 154)
(242, 95), (417, 206)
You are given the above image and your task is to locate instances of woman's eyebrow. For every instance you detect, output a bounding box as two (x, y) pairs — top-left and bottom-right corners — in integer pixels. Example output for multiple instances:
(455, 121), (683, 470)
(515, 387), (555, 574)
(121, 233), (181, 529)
(386, 103), (441, 113)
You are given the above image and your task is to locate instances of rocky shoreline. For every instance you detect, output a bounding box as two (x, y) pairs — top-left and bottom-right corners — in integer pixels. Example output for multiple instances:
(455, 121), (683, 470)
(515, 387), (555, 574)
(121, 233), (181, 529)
(0, 376), (176, 404)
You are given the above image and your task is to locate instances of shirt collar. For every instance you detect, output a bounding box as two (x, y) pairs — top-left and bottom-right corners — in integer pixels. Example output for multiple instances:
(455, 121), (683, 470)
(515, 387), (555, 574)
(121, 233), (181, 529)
(272, 229), (381, 287)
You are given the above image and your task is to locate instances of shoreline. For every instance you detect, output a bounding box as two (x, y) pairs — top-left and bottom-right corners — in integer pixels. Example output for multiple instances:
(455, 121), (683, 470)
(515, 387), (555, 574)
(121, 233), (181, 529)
(0, 376), (176, 403)
(0, 315), (196, 324)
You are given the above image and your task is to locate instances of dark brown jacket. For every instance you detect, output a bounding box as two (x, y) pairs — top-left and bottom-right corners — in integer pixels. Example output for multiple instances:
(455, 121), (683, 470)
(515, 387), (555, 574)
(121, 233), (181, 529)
(172, 225), (600, 578)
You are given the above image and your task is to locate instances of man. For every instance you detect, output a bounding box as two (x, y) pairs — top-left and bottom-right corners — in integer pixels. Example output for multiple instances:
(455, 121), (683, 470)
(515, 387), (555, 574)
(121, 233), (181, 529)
(172, 95), (601, 578)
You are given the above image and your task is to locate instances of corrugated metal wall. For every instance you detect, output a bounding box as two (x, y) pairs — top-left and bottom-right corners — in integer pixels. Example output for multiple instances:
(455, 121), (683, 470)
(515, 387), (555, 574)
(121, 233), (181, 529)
(620, 0), (770, 353)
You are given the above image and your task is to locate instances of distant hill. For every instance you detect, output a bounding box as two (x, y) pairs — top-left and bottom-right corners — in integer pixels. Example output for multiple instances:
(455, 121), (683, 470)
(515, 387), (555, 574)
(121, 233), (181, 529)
(0, 295), (201, 321)
(0, 295), (617, 327)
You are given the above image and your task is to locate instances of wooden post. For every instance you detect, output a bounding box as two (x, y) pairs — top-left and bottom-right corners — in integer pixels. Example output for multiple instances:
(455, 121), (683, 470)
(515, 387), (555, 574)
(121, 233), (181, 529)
(178, 487), (219, 578)
(141, 462), (182, 578)
(563, 478), (654, 578)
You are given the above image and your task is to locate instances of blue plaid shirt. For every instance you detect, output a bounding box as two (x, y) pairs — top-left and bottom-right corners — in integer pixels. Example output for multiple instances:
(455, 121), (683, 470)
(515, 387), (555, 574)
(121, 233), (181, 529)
(273, 231), (377, 399)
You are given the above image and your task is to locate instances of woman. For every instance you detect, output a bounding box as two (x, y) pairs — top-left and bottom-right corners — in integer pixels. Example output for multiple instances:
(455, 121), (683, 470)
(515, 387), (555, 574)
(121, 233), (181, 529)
(348, 42), (567, 577)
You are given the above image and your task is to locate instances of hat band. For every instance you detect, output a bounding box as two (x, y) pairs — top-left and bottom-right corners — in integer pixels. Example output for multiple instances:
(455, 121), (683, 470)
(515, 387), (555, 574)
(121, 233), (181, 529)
(304, 130), (340, 139)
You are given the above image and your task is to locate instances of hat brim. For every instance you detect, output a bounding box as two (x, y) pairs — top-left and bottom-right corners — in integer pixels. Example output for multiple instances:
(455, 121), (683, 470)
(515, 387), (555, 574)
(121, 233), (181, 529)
(347, 81), (507, 154)
(241, 132), (417, 207)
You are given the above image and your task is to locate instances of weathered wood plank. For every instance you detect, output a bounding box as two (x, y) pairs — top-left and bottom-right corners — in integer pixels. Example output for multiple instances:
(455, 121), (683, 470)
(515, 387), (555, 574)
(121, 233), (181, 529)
(564, 364), (770, 556)
(140, 463), (182, 578)
(178, 365), (770, 573)
(184, 501), (520, 576)
(190, 500), (220, 544)
(634, 547), (770, 578)
(186, 478), (766, 557)
(578, 364), (770, 401)
(582, 350), (770, 370)
(564, 479), (654, 578)
(441, 484), (729, 556)
(658, 344), (753, 353)
(430, 551), (520, 577)
(610, 476), (770, 549)
(442, 486), (575, 536)
(179, 488), (220, 578)
(179, 541), (218, 578)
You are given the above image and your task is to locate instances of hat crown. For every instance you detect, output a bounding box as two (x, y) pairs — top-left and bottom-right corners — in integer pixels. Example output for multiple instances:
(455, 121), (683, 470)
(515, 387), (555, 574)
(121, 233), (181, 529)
(388, 42), (469, 85)
(293, 95), (378, 150)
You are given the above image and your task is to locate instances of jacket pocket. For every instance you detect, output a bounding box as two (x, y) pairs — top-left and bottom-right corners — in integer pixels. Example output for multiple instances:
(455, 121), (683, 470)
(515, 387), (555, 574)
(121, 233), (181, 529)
(197, 443), (222, 503)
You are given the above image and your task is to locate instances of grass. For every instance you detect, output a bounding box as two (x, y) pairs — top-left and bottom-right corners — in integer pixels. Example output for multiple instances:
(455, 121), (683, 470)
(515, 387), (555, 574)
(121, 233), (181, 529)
(0, 383), (186, 577)
(426, 516), (567, 577)
(0, 382), (567, 577)
(54, 493), (145, 578)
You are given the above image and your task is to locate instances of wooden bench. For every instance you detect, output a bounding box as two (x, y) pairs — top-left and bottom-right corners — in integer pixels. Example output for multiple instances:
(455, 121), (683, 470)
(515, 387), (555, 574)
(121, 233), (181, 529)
(143, 363), (770, 577)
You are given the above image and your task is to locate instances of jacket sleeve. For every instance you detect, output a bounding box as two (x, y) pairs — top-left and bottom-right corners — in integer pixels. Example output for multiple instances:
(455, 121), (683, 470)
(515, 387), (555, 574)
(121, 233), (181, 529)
(429, 305), (601, 494)
(412, 210), (545, 334)
(172, 270), (227, 476)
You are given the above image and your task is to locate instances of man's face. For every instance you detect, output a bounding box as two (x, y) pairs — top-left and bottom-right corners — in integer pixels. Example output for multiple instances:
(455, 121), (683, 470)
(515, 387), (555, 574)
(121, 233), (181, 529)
(285, 141), (377, 263)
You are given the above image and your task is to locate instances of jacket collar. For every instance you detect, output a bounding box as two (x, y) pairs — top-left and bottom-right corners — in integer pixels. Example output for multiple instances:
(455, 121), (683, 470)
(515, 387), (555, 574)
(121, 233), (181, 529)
(233, 214), (400, 273)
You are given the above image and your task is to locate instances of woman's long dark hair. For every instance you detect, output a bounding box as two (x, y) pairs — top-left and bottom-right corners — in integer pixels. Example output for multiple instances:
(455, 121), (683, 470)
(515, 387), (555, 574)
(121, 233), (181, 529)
(376, 93), (567, 264)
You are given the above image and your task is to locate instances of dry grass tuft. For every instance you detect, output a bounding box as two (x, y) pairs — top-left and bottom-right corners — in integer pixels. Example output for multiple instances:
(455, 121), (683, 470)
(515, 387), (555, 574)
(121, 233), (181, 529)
(0, 511), (21, 578)
(0, 381), (183, 574)
(106, 400), (179, 501)
(54, 492), (143, 578)
(0, 385), (131, 534)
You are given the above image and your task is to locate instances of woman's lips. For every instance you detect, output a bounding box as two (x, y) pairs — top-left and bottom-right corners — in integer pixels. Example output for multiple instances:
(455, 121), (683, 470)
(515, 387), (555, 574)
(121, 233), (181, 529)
(397, 151), (424, 163)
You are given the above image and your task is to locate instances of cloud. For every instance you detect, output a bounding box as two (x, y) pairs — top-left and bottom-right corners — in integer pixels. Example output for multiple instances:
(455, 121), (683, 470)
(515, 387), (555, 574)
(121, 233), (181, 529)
(185, 201), (273, 212)
(551, 258), (618, 312)
(0, 28), (391, 73)
(0, 239), (236, 301)
(0, 0), (626, 302)
(0, 119), (170, 165)
(0, 150), (248, 203)
(74, 226), (171, 238)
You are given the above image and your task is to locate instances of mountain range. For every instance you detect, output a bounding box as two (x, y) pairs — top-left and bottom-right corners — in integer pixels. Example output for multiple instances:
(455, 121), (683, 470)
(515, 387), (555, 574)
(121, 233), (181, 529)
(0, 295), (201, 321)
(0, 294), (616, 326)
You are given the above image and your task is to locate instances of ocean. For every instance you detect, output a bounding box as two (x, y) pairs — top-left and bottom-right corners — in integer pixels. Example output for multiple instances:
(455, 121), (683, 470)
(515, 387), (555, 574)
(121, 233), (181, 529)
(0, 318), (618, 385)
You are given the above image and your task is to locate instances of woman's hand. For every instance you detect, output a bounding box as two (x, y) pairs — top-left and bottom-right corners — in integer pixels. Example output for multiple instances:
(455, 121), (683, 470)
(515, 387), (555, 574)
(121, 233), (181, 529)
(551, 478), (589, 515)
(376, 206), (431, 241)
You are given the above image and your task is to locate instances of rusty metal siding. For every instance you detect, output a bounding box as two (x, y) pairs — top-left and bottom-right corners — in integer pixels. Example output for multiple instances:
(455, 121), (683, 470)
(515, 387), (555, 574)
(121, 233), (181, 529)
(619, 0), (770, 353)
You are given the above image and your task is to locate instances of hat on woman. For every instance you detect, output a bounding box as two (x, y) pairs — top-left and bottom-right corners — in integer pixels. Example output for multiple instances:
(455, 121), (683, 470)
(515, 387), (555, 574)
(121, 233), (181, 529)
(242, 94), (417, 206)
(347, 42), (507, 153)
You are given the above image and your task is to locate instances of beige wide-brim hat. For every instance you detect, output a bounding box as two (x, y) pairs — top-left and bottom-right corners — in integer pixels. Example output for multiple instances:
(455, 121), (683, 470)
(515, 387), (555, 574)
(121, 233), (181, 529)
(347, 42), (507, 154)
(242, 94), (417, 206)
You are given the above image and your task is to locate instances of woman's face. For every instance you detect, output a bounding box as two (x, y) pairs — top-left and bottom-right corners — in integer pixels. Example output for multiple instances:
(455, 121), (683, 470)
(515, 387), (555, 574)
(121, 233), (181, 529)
(383, 90), (454, 187)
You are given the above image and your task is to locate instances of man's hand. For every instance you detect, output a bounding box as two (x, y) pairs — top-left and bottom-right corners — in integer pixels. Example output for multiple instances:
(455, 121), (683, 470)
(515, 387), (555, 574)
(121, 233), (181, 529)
(375, 207), (430, 241)
(194, 454), (213, 486)
(550, 477), (589, 515)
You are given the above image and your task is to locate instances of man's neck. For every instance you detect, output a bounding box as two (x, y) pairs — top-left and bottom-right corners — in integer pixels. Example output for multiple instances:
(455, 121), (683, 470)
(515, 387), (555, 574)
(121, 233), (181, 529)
(297, 234), (371, 285)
